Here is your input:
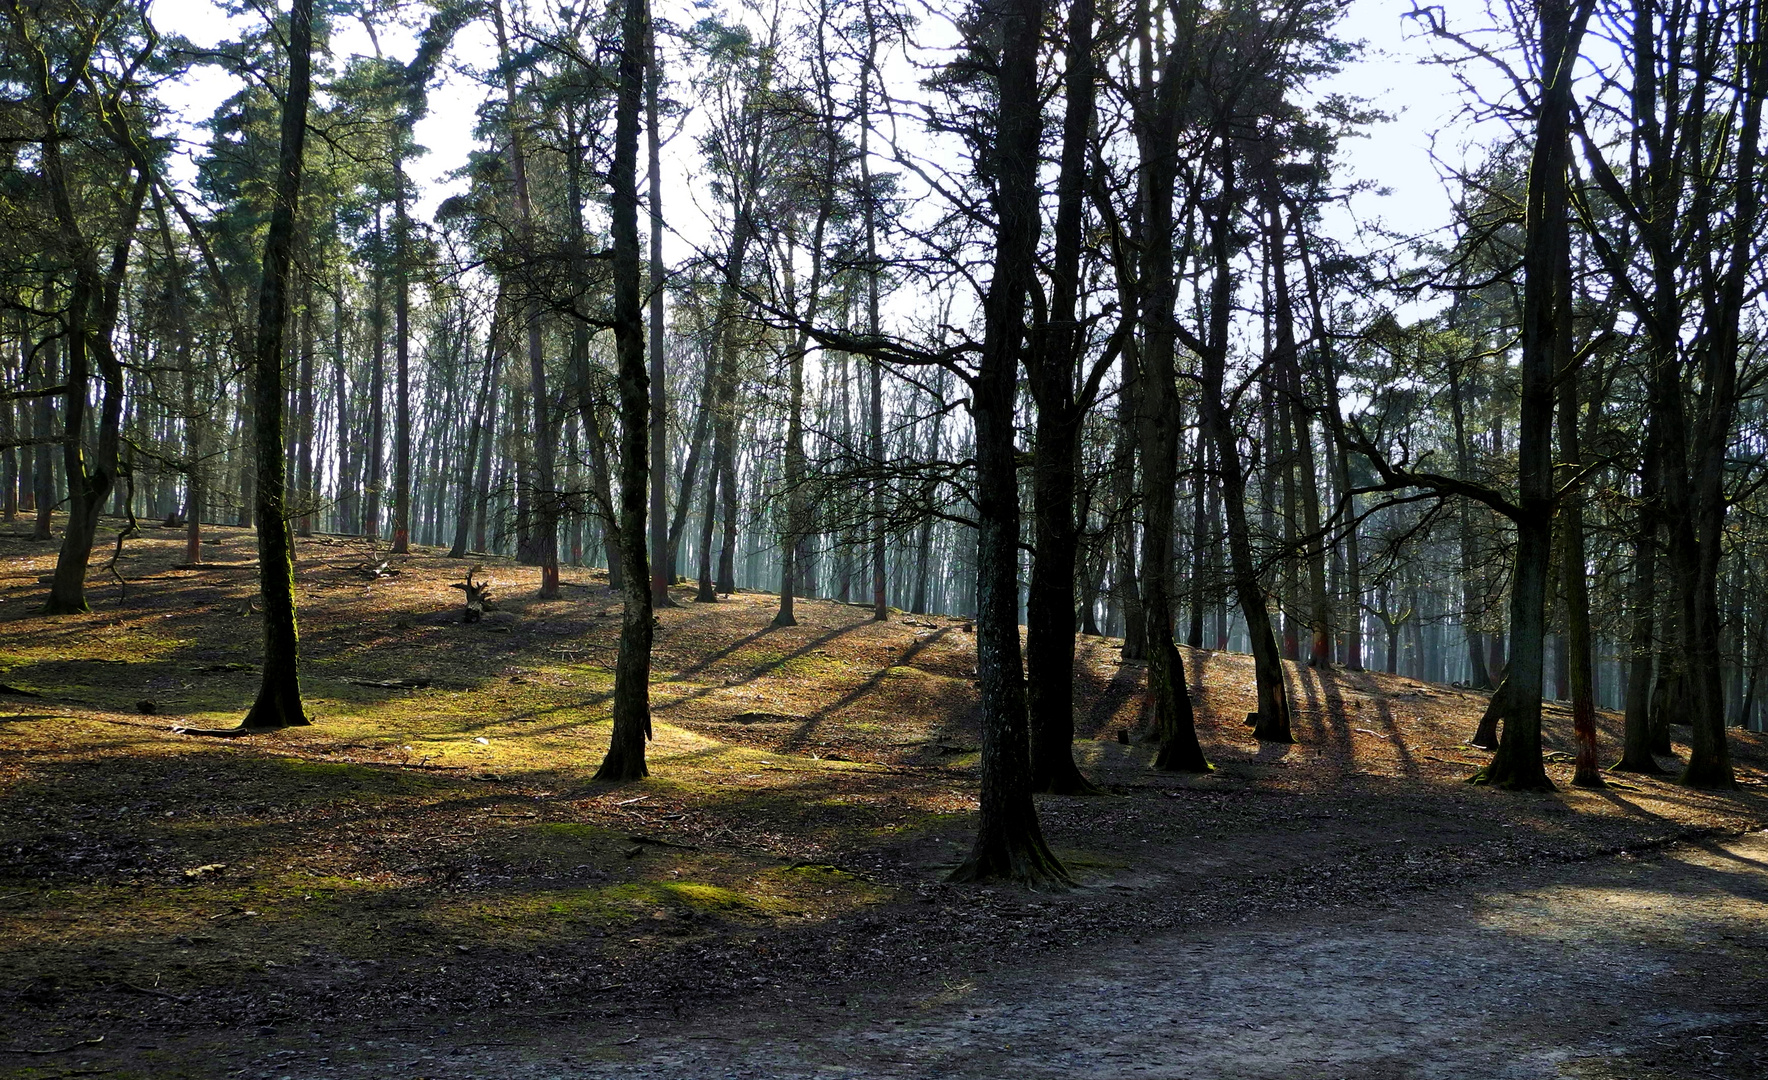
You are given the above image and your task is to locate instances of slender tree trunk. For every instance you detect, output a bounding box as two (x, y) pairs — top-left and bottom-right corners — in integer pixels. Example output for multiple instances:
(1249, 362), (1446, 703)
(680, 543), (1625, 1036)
(1028, 0), (1104, 792)
(239, 0), (315, 731)
(32, 317), (56, 542)
(646, 18), (673, 608)
(1558, 322), (1602, 787)
(1198, 144), (1290, 743)
(297, 275), (315, 537)
(596, 0), (653, 781)
(365, 226), (386, 541)
(450, 309), (502, 559)
(393, 166), (413, 555)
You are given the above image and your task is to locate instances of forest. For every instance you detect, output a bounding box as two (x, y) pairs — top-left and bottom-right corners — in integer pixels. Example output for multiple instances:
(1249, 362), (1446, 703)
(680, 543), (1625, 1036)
(3, 0), (1768, 1076)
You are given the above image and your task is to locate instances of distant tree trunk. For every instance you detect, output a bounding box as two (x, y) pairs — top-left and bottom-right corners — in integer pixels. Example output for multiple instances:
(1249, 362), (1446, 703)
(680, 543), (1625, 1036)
(296, 276), (315, 538)
(450, 308), (502, 559)
(364, 222), (386, 542)
(392, 165), (413, 555)
(859, 5), (887, 623)
(1186, 436), (1210, 649)
(595, 0), (653, 781)
(32, 317), (56, 542)
(1266, 193), (1330, 669)
(666, 364), (713, 583)
(491, 0), (558, 595)
(331, 266), (356, 535)
(1112, 352), (1144, 658)
(949, 0), (1067, 887)
(647, 17), (673, 608)
(472, 371), (498, 554)
(182, 345), (206, 564)
(910, 376), (948, 616)
(239, 0), (315, 731)
(696, 443), (721, 601)
(1558, 327), (1602, 788)
(774, 177), (831, 627)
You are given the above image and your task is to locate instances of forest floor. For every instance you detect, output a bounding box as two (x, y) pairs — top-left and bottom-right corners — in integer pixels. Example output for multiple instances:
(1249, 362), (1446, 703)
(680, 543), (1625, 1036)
(1, 519), (1767, 1079)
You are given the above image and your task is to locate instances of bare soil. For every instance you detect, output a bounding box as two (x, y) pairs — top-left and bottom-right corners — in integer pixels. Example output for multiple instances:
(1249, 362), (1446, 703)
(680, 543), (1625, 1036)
(2, 520), (1766, 1079)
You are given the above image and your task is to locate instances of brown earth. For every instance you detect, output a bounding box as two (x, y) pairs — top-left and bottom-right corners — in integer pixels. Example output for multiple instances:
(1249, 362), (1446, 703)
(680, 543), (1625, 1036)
(1, 519), (1765, 1079)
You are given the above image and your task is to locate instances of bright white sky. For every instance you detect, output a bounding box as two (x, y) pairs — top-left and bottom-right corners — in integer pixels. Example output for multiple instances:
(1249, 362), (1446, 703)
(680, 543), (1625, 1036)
(145, 0), (1497, 301)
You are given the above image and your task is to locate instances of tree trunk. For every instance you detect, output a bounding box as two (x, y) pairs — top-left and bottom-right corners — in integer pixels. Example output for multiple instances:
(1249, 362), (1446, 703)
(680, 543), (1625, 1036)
(647, 18), (673, 608)
(240, 0), (315, 731)
(949, 0), (1067, 887)
(1557, 312), (1602, 787)
(450, 307), (502, 559)
(392, 164), (413, 555)
(1474, 0), (1592, 791)
(595, 0), (654, 781)
(364, 222), (386, 542)
(296, 276), (315, 538)
(1138, 13), (1210, 769)
(1198, 143), (1290, 744)
(1027, 0), (1103, 793)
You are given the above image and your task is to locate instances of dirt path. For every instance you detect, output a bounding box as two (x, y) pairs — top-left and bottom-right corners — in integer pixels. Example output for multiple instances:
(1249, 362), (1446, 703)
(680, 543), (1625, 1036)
(311, 831), (1764, 1080)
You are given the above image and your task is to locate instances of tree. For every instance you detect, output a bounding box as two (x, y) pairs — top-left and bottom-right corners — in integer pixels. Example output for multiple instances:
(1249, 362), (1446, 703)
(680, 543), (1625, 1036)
(948, 0), (1069, 887)
(239, 0), (317, 732)
(595, 0), (655, 782)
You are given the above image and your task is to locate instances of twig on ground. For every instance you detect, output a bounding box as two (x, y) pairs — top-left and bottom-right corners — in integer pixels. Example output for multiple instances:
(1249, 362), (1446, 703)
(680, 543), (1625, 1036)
(0, 1036), (105, 1055)
(116, 980), (186, 1001)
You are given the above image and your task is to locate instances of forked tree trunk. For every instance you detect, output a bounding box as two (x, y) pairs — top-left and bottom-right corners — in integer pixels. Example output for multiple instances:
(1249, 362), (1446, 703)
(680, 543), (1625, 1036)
(1474, 0), (1593, 792)
(1137, 8), (1210, 771)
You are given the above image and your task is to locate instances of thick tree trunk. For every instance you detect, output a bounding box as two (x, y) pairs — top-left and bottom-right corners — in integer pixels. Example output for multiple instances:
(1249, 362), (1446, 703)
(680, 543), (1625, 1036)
(949, 0), (1067, 887)
(1138, 18), (1210, 770)
(1474, 0), (1592, 792)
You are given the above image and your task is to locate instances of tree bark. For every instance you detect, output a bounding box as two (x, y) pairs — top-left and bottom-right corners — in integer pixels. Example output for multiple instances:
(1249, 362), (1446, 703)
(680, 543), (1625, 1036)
(949, 0), (1068, 887)
(1027, 0), (1104, 793)
(240, 0), (315, 731)
(595, 0), (654, 782)
(1474, 0), (1593, 791)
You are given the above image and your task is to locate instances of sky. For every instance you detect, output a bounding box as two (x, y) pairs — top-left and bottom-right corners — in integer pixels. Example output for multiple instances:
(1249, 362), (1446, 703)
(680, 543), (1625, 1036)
(145, 0), (1496, 296)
